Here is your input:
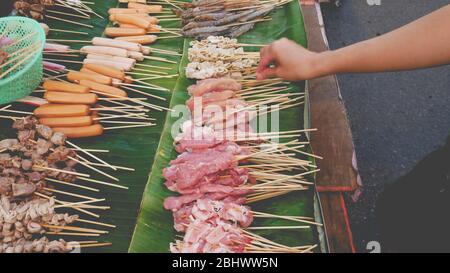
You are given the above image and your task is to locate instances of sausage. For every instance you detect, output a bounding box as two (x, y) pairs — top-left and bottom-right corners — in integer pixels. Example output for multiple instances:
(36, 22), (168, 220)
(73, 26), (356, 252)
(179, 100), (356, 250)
(108, 8), (148, 15)
(44, 91), (98, 105)
(34, 104), (91, 118)
(67, 70), (113, 86)
(127, 51), (144, 61)
(141, 46), (151, 55)
(39, 116), (94, 127)
(115, 35), (157, 45)
(80, 45), (129, 58)
(79, 79), (128, 98)
(92, 37), (141, 52)
(82, 63), (125, 80)
(80, 68), (124, 86)
(86, 53), (136, 66)
(82, 59), (133, 72)
(124, 76), (134, 84)
(116, 35), (158, 45)
(131, 14), (159, 25)
(105, 27), (147, 37)
(128, 3), (163, 13)
(109, 14), (152, 29)
(43, 80), (90, 94)
(53, 124), (104, 138)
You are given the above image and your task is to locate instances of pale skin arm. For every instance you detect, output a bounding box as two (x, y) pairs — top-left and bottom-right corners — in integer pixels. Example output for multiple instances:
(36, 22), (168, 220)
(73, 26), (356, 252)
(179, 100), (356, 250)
(256, 4), (450, 81)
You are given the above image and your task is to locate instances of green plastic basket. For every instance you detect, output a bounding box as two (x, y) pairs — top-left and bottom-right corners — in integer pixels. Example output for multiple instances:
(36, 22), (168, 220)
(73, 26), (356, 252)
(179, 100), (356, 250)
(0, 16), (45, 104)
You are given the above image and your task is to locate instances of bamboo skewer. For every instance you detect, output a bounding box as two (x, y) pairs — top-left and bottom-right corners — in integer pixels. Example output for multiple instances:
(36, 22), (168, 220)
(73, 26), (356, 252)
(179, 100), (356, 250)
(42, 224), (108, 234)
(43, 187), (98, 201)
(34, 165), (90, 178)
(45, 177), (100, 192)
(45, 15), (94, 28)
(35, 192), (100, 218)
(75, 218), (116, 228)
(46, 231), (100, 237)
(76, 176), (129, 190)
(66, 141), (117, 171)
(54, 199), (106, 209)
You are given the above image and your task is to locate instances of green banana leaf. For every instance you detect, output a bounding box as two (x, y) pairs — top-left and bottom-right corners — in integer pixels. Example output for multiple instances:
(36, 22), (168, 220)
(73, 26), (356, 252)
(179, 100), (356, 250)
(128, 0), (326, 253)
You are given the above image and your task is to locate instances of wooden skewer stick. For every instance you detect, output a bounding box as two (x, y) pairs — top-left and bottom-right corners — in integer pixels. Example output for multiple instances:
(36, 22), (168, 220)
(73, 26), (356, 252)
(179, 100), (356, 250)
(0, 108), (32, 115)
(54, 199), (106, 209)
(45, 39), (91, 43)
(252, 211), (322, 226)
(42, 224), (108, 234)
(34, 165), (90, 177)
(46, 231), (100, 237)
(46, 9), (90, 19)
(76, 176), (129, 190)
(72, 242), (112, 248)
(71, 148), (109, 153)
(45, 177), (100, 192)
(121, 85), (167, 101)
(43, 58), (83, 64)
(45, 15), (94, 28)
(156, 35), (182, 40)
(66, 141), (117, 171)
(104, 123), (155, 130)
(82, 161), (135, 171)
(141, 56), (177, 64)
(43, 187), (98, 201)
(50, 28), (89, 36)
(161, 0), (182, 10)
(0, 45), (40, 79)
(75, 218), (116, 228)
(35, 192), (100, 218)
(246, 226), (310, 230)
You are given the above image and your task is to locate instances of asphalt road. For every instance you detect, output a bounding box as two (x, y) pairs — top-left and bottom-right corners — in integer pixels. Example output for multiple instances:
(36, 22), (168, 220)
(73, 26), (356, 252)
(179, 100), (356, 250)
(321, 0), (450, 252)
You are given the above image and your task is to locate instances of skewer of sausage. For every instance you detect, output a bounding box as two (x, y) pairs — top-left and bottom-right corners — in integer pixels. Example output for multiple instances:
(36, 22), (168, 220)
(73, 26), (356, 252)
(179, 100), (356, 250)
(43, 80), (90, 94)
(44, 92), (99, 105)
(79, 80), (129, 98)
(67, 71), (113, 85)
(115, 35), (158, 45)
(83, 63), (126, 81)
(127, 3), (163, 13)
(80, 68), (124, 86)
(86, 54), (136, 67)
(92, 37), (141, 52)
(83, 58), (133, 71)
(105, 27), (147, 37)
(53, 124), (104, 138)
(109, 14), (157, 29)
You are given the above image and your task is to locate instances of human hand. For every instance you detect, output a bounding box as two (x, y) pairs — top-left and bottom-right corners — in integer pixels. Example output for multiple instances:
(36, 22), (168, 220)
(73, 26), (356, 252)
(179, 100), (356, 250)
(256, 38), (323, 81)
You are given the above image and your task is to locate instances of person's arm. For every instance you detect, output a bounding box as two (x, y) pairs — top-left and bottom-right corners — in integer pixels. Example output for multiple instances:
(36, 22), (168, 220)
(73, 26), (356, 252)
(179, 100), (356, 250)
(256, 4), (450, 81)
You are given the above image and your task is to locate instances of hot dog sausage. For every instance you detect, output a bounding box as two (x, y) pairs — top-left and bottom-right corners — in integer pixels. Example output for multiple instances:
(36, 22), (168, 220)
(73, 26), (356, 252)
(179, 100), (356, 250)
(105, 27), (147, 37)
(53, 124), (104, 138)
(39, 116), (94, 127)
(44, 91), (98, 105)
(115, 35), (157, 45)
(83, 63), (126, 80)
(43, 80), (90, 94)
(67, 70), (113, 85)
(34, 104), (91, 118)
(79, 79), (128, 98)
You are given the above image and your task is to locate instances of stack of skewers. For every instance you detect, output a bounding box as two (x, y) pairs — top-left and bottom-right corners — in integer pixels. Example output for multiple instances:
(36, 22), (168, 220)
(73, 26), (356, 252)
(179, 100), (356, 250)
(162, 37), (322, 251)
(175, 0), (292, 39)
(0, 116), (134, 252)
(106, 2), (182, 43)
